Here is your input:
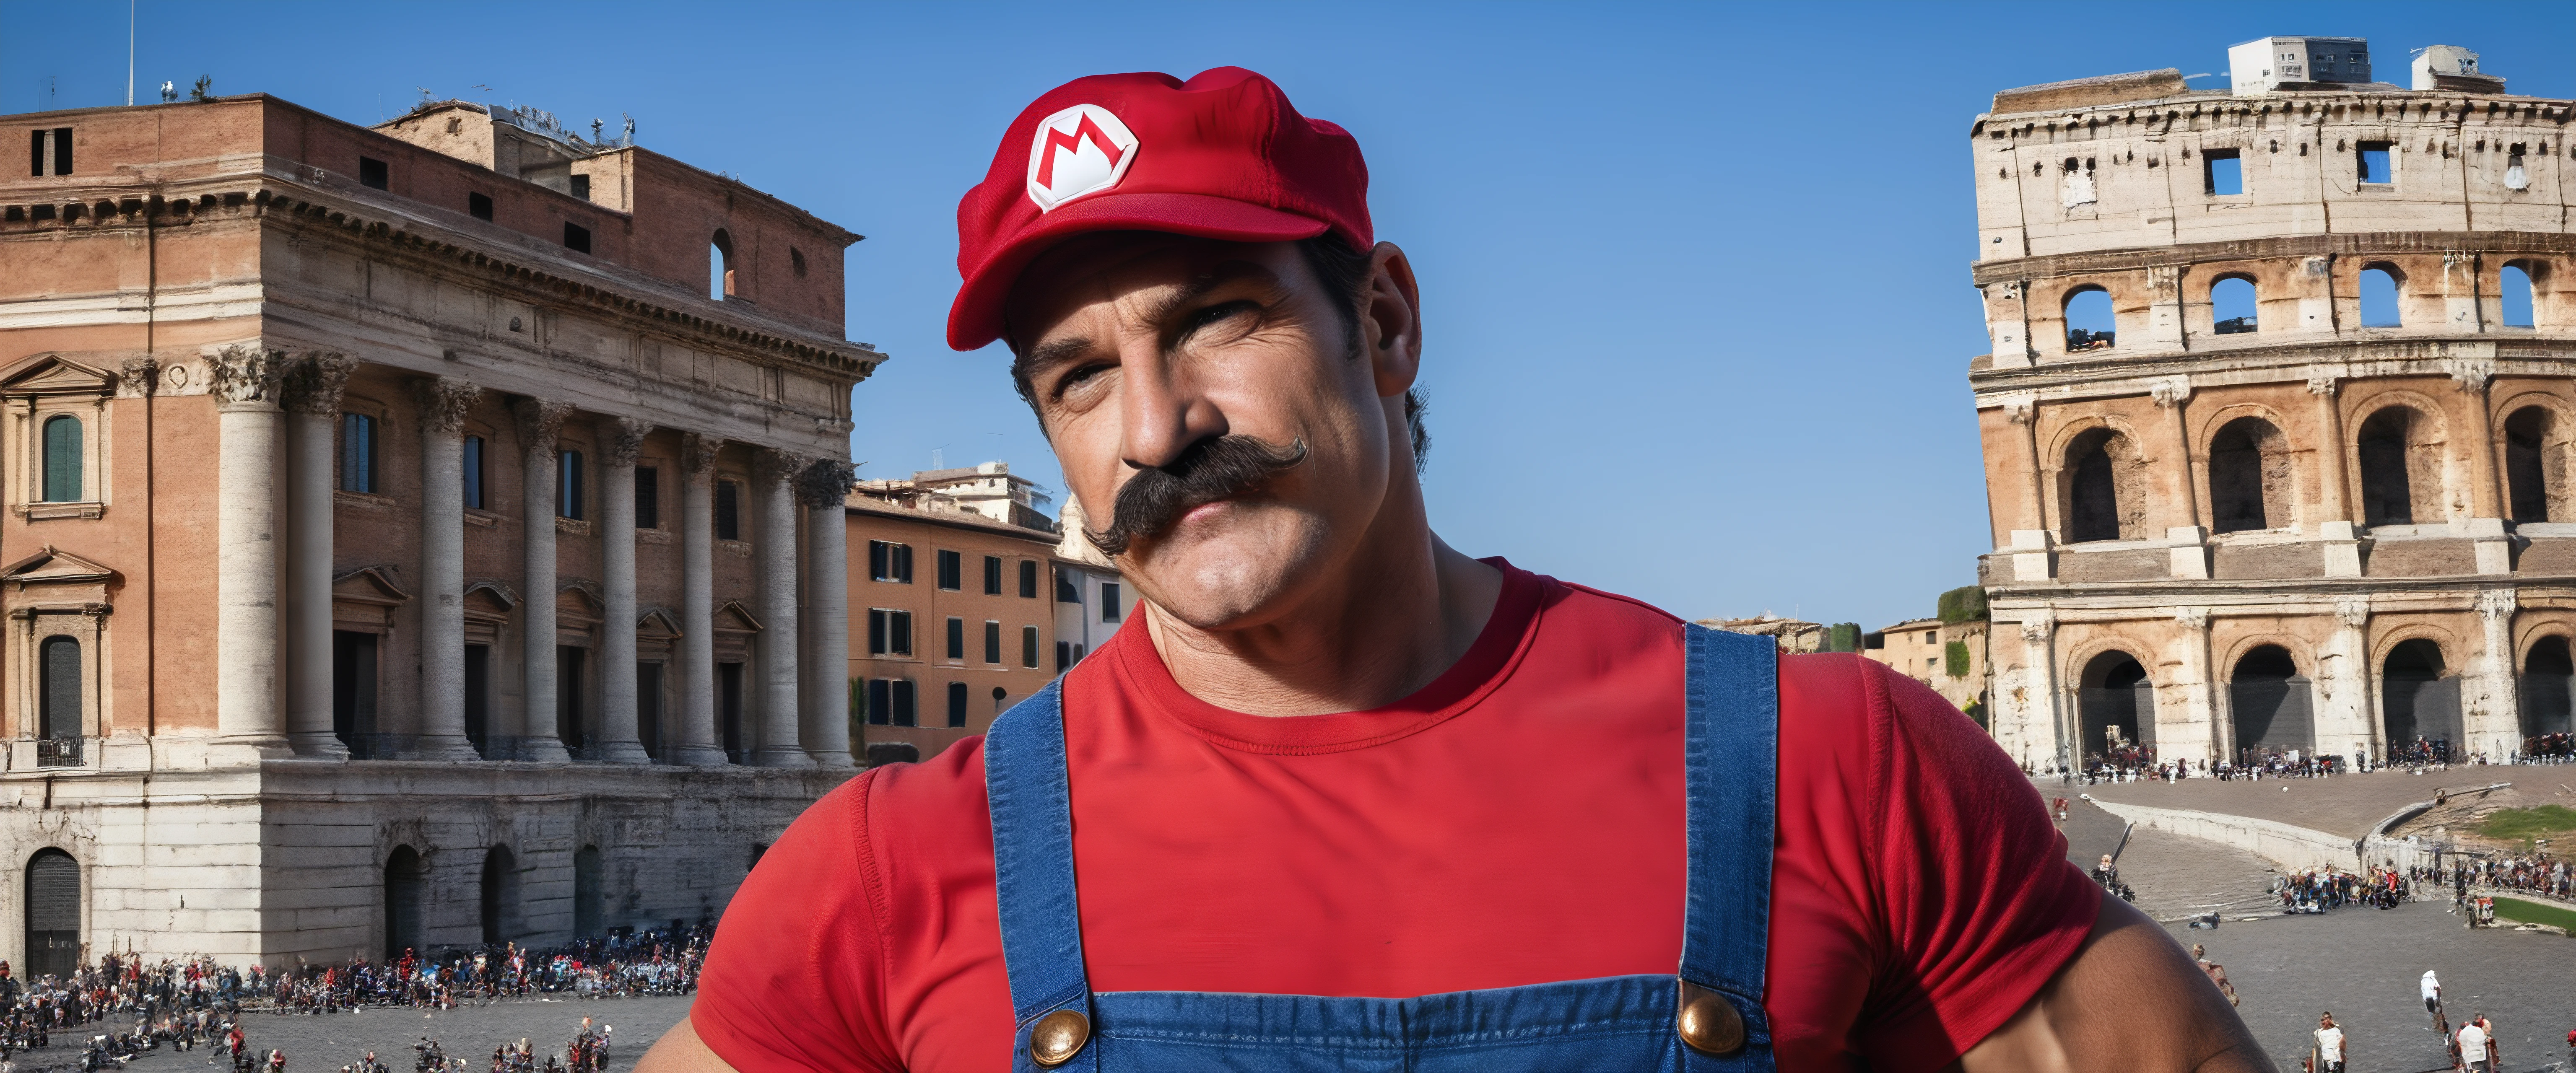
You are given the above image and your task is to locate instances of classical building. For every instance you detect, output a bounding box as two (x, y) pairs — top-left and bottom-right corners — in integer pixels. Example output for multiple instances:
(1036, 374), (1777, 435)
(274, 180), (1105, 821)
(1862, 617), (1989, 717)
(842, 464), (1065, 762)
(1968, 42), (2574, 772)
(0, 94), (879, 970)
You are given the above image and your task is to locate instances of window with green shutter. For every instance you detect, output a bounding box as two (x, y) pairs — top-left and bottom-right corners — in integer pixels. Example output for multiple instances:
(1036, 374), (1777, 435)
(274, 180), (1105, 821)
(40, 415), (80, 503)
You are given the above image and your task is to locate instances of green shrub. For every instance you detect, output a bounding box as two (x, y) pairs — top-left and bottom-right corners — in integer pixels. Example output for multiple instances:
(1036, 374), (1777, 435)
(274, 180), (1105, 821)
(1962, 699), (1988, 729)
(1937, 586), (1989, 624)
(1827, 622), (1862, 653)
(1945, 640), (1972, 679)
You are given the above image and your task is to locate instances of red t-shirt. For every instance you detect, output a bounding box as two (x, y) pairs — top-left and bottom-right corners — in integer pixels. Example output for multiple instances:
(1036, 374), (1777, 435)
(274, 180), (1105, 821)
(694, 564), (2098, 1071)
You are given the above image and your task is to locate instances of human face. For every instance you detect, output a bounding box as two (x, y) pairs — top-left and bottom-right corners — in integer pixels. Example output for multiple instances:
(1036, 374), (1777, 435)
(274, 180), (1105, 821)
(1006, 232), (1419, 631)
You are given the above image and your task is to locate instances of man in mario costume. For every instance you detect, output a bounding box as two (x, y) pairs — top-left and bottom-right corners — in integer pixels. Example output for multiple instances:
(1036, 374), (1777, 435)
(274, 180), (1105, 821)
(639, 67), (2267, 1072)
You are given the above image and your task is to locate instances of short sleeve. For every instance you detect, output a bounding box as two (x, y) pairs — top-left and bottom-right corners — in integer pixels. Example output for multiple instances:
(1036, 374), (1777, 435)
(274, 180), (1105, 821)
(693, 772), (904, 1073)
(1854, 666), (2101, 1067)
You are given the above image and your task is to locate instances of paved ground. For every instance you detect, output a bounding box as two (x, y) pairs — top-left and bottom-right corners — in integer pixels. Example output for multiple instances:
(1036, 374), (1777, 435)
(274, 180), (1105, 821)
(2056, 792), (2576, 1073)
(2076, 767), (2558, 838)
(6, 996), (691, 1073)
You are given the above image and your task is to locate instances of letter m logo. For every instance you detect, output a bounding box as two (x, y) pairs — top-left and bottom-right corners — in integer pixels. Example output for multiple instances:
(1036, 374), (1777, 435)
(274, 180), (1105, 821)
(1026, 104), (1140, 211)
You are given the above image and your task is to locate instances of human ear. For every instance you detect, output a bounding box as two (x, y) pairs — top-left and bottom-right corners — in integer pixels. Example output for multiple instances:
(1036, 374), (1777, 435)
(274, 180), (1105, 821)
(1363, 242), (1423, 398)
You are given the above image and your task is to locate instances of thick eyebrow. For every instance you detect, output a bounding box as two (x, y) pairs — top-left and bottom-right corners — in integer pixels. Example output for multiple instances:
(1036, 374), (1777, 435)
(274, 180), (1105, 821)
(1013, 259), (1283, 394)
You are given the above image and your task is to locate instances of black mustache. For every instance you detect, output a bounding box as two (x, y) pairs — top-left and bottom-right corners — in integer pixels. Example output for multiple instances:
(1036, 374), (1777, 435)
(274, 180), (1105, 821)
(1084, 436), (1309, 556)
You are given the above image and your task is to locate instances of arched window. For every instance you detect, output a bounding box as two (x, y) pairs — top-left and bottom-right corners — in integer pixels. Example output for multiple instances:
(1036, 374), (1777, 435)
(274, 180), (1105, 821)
(40, 415), (80, 503)
(2356, 407), (2422, 526)
(2382, 639), (2459, 756)
(2519, 635), (2574, 740)
(2075, 651), (2152, 764)
(2229, 645), (2312, 761)
(39, 635), (80, 742)
(2062, 428), (2133, 543)
(24, 849), (80, 980)
(710, 228), (736, 302)
(2504, 406), (2560, 524)
(479, 845), (521, 944)
(2501, 262), (2536, 329)
(574, 845), (604, 937)
(2211, 275), (2258, 334)
(2063, 286), (2114, 352)
(384, 846), (424, 961)
(2359, 264), (2403, 328)
(2207, 417), (2292, 533)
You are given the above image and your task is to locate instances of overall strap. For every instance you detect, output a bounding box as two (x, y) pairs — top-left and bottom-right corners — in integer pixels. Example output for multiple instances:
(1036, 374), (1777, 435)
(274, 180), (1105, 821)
(1679, 625), (1780, 1054)
(983, 679), (1097, 1030)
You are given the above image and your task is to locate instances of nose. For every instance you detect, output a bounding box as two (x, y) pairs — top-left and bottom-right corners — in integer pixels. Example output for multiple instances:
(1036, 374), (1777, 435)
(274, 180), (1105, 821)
(1117, 341), (1227, 471)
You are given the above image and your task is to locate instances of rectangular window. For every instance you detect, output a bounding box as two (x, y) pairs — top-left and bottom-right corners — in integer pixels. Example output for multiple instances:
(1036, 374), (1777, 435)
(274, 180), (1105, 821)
(464, 644), (491, 756)
(27, 130), (42, 176)
(1022, 626), (1040, 669)
(869, 609), (888, 656)
(870, 540), (914, 582)
(358, 156), (389, 190)
(339, 413), (377, 494)
(947, 682), (969, 728)
(1019, 560), (1039, 599)
(468, 192), (493, 221)
(895, 544), (913, 582)
(715, 480), (740, 540)
(890, 611), (912, 656)
(891, 679), (917, 727)
(2202, 149), (2243, 196)
(635, 467), (660, 529)
(564, 222), (592, 253)
(41, 415), (81, 503)
(2358, 141), (2393, 185)
(866, 678), (890, 725)
(1101, 582), (1122, 622)
(636, 662), (664, 760)
(945, 617), (966, 661)
(1056, 641), (1072, 673)
(984, 555), (1004, 595)
(937, 549), (963, 591)
(720, 662), (745, 761)
(1056, 567), (1080, 602)
(462, 435), (486, 510)
(559, 450), (585, 520)
(984, 621), (1002, 665)
(50, 127), (70, 175)
(570, 174), (592, 201)
(29, 128), (71, 176)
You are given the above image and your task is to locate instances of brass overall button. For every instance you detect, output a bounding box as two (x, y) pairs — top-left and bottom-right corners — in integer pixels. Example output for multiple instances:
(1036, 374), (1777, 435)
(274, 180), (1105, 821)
(1677, 980), (1745, 1057)
(1029, 1008), (1091, 1068)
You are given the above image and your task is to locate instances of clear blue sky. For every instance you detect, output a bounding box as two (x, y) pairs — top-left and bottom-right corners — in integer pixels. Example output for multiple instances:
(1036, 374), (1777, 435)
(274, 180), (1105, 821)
(7, 2), (2568, 628)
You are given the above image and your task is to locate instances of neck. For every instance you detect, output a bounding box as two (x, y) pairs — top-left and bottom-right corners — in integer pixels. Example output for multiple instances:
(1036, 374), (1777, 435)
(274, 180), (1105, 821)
(1140, 482), (1503, 717)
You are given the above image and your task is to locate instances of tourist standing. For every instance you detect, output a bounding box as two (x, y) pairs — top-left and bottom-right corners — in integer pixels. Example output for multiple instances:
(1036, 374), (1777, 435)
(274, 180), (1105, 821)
(2312, 1012), (2345, 1073)
(2457, 1016), (2490, 1072)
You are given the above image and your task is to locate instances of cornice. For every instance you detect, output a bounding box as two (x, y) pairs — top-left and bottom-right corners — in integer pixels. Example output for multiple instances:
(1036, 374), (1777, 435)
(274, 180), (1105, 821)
(1977, 91), (2572, 133)
(1969, 335), (2576, 397)
(1972, 231), (2576, 287)
(0, 176), (883, 385)
(1987, 574), (2576, 605)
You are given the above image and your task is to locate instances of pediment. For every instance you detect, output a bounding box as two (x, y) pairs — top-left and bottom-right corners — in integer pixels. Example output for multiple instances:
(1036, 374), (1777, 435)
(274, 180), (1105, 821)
(332, 565), (411, 606)
(2, 546), (117, 587)
(0, 354), (117, 397)
(463, 579), (519, 614)
(638, 607), (683, 638)
(556, 580), (606, 617)
(713, 600), (763, 633)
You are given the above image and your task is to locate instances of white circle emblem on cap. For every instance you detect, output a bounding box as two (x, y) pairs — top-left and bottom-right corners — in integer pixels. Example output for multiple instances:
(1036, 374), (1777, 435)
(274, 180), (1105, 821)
(1026, 104), (1140, 212)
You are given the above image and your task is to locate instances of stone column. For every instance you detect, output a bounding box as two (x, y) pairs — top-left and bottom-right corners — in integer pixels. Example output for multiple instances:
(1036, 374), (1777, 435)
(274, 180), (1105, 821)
(669, 434), (729, 765)
(2327, 598), (2374, 760)
(2309, 374), (2350, 523)
(752, 449), (813, 767)
(2005, 394), (2044, 535)
(2472, 589), (2521, 761)
(514, 399), (573, 763)
(210, 346), (290, 756)
(2019, 614), (2065, 774)
(283, 354), (353, 758)
(798, 459), (857, 767)
(410, 377), (483, 760)
(2171, 607), (2219, 765)
(2456, 360), (2503, 516)
(595, 418), (652, 763)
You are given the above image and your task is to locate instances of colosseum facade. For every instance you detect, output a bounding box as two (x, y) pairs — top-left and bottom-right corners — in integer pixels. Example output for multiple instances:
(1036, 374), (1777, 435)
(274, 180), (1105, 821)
(1969, 63), (2573, 773)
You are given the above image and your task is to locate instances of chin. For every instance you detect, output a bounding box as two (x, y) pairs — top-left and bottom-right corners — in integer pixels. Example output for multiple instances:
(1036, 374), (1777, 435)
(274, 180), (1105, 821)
(1127, 515), (1332, 631)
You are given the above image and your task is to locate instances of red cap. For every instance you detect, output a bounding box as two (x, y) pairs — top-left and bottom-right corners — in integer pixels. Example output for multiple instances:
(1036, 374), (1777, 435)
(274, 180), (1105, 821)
(947, 67), (1372, 351)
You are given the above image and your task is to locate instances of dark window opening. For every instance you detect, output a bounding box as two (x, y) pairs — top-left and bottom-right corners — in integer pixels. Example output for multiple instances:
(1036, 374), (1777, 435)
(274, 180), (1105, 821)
(2076, 651), (2152, 762)
(2383, 639), (2458, 752)
(937, 549), (963, 591)
(984, 555), (1004, 595)
(2360, 265), (2402, 328)
(867, 678), (890, 726)
(636, 466), (660, 529)
(870, 540), (914, 583)
(2506, 406), (2555, 524)
(340, 413), (377, 494)
(558, 450), (584, 520)
(479, 846), (519, 944)
(2357, 407), (2419, 527)
(1101, 582), (1122, 622)
(1019, 560), (1039, 599)
(1056, 640), (1072, 673)
(332, 630), (379, 757)
(358, 156), (389, 190)
(888, 679), (917, 727)
(39, 635), (80, 743)
(569, 174), (591, 201)
(945, 617), (965, 661)
(464, 643), (491, 757)
(2519, 635), (2573, 739)
(25, 849), (81, 980)
(572, 846), (603, 938)
(385, 846), (424, 959)
(2230, 645), (2313, 758)
(564, 222), (592, 253)
(2208, 417), (2289, 534)
(1055, 567), (1080, 602)
(558, 645), (587, 753)
(2357, 141), (2393, 185)
(2210, 275), (2258, 334)
(2064, 428), (2127, 543)
(468, 192), (493, 221)
(791, 248), (808, 278)
(463, 435), (487, 510)
(2203, 148), (2242, 195)
(947, 682), (969, 728)
(1023, 626), (1041, 669)
(719, 662), (745, 762)
(2064, 287), (2114, 351)
(637, 662), (664, 760)
(984, 620), (1002, 665)
(715, 480), (740, 540)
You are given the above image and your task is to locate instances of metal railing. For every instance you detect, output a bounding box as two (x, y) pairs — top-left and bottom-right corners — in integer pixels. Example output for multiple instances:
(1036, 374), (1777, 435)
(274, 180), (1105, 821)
(35, 737), (83, 767)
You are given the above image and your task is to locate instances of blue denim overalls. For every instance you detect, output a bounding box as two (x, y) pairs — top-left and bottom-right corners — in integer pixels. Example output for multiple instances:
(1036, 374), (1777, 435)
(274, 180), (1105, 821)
(983, 624), (1778, 1071)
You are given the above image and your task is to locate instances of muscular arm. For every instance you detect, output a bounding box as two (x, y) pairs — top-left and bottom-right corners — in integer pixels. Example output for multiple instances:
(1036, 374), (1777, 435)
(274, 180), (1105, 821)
(1952, 896), (2269, 1072)
(634, 1019), (736, 1073)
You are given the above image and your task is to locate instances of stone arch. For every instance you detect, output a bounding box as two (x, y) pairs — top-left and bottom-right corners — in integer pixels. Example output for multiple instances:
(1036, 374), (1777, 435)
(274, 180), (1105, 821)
(2518, 632), (2574, 740)
(2074, 648), (2154, 762)
(2052, 420), (2149, 543)
(2497, 394), (2576, 524)
(22, 848), (79, 979)
(2351, 398), (2451, 526)
(479, 844), (523, 944)
(2499, 258), (2539, 329)
(384, 845), (426, 961)
(2204, 413), (2296, 533)
(574, 844), (605, 938)
(2208, 272), (2260, 335)
(2358, 261), (2406, 328)
(2379, 635), (2462, 757)
(2228, 643), (2313, 759)
(2059, 283), (2117, 352)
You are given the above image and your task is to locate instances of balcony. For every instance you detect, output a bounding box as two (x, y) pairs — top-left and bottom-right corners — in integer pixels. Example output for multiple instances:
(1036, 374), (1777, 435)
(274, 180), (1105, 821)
(34, 737), (83, 768)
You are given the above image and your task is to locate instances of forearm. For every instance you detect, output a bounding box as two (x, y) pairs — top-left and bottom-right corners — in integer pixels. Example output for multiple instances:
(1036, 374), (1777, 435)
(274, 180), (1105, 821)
(1953, 897), (2269, 1073)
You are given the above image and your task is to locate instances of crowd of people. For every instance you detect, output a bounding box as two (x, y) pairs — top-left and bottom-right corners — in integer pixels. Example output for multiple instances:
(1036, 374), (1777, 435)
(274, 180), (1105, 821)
(2062, 733), (2576, 786)
(0, 925), (704, 1070)
(2271, 865), (2416, 914)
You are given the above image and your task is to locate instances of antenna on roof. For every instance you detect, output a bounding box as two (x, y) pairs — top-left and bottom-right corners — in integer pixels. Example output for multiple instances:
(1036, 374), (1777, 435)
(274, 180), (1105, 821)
(125, 0), (135, 106)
